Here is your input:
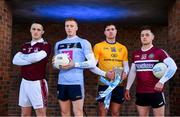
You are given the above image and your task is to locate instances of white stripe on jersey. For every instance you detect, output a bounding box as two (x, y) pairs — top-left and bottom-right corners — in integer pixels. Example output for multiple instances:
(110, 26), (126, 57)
(137, 69), (153, 72)
(135, 60), (159, 63)
(161, 49), (169, 57)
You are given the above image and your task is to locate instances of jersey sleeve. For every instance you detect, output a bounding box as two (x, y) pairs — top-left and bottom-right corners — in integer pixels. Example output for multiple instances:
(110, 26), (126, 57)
(42, 42), (51, 57)
(20, 44), (26, 53)
(54, 42), (59, 56)
(123, 46), (128, 61)
(158, 49), (169, 62)
(93, 44), (100, 60)
(82, 40), (93, 56)
(131, 51), (135, 63)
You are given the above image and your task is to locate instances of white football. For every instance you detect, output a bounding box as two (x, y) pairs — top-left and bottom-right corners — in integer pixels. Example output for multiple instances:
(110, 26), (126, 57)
(54, 53), (70, 69)
(152, 62), (167, 79)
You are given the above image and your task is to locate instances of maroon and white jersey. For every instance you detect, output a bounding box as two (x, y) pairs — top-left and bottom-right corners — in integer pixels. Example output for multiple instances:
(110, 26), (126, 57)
(20, 41), (51, 81)
(132, 47), (168, 93)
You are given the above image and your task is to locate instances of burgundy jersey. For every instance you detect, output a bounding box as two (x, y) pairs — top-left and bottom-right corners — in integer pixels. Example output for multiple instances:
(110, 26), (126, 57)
(20, 41), (51, 81)
(132, 47), (168, 93)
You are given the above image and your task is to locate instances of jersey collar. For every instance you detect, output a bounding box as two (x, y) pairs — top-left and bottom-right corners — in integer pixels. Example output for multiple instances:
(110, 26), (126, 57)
(66, 35), (78, 40)
(31, 38), (44, 46)
(141, 45), (153, 52)
(105, 40), (116, 44)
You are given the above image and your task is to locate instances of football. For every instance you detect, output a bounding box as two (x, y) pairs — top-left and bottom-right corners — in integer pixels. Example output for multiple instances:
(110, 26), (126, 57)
(152, 62), (167, 79)
(54, 53), (70, 69)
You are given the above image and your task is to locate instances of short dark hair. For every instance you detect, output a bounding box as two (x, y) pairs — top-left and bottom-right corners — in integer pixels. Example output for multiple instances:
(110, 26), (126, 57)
(140, 25), (153, 33)
(104, 23), (116, 30)
(65, 18), (78, 24)
(31, 22), (44, 30)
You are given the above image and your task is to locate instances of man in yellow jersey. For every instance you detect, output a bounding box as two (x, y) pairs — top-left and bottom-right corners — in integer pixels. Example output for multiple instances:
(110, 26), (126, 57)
(92, 24), (129, 116)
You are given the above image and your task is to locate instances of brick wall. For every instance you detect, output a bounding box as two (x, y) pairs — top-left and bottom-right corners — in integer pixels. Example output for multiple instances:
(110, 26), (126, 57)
(0, 0), (12, 115)
(10, 23), (169, 116)
(168, 0), (180, 115)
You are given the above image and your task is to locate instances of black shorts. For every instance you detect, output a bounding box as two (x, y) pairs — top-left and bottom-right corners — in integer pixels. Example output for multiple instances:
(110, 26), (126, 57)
(97, 85), (124, 104)
(57, 84), (82, 101)
(136, 93), (166, 108)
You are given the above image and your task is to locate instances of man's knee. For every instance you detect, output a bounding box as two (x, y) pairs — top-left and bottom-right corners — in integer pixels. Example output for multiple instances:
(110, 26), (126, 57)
(21, 113), (31, 117)
(73, 107), (83, 116)
(35, 108), (46, 116)
(111, 111), (120, 116)
(61, 110), (71, 116)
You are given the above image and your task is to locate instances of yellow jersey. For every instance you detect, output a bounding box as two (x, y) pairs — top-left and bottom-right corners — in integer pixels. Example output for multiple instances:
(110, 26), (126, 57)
(93, 41), (128, 85)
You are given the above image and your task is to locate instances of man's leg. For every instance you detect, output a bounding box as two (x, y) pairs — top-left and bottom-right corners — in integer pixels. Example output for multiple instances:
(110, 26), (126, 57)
(21, 107), (32, 116)
(59, 100), (71, 116)
(98, 102), (108, 116)
(19, 80), (32, 116)
(35, 107), (46, 116)
(72, 99), (84, 116)
(136, 105), (150, 116)
(153, 105), (165, 116)
(110, 102), (121, 116)
(28, 79), (48, 116)
(97, 85), (108, 116)
(110, 86), (124, 116)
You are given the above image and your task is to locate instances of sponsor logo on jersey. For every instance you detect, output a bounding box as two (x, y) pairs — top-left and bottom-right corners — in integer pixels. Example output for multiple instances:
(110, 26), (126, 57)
(118, 48), (122, 52)
(111, 53), (118, 58)
(136, 63), (154, 69)
(58, 42), (82, 49)
(135, 55), (140, 58)
(104, 59), (122, 62)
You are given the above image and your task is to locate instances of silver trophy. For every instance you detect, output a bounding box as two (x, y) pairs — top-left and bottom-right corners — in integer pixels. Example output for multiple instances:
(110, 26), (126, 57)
(113, 66), (123, 80)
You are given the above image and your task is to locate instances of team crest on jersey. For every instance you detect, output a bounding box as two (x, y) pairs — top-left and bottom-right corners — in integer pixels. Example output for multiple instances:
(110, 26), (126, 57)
(111, 47), (116, 52)
(141, 54), (147, 60)
(34, 47), (39, 53)
(148, 53), (154, 59)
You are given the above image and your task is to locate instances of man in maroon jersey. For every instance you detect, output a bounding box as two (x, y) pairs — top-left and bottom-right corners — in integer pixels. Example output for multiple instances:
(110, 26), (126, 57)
(125, 26), (177, 116)
(12, 23), (51, 116)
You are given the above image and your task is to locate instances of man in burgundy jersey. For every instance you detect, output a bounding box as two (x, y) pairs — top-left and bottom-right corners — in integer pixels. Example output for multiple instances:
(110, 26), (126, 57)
(12, 23), (51, 116)
(125, 26), (177, 116)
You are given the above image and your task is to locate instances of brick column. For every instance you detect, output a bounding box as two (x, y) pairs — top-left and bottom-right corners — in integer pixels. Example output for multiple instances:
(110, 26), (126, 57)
(0, 0), (12, 115)
(168, 0), (180, 115)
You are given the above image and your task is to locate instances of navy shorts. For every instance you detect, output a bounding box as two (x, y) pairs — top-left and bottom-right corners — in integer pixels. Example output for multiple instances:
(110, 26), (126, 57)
(97, 85), (124, 104)
(136, 93), (166, 108)
(57, 84), (82, 101)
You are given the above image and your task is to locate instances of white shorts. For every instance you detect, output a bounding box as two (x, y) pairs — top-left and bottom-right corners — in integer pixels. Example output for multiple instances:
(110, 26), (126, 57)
(19, 78), (48, 109)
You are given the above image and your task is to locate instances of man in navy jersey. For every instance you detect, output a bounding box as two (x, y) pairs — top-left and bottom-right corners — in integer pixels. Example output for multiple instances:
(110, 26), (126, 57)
(125, 26), (177, 116)
(12, 23), (51, 116)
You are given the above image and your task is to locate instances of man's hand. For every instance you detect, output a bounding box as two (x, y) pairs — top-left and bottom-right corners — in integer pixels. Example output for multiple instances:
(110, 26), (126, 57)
(52, 56), (55, 65)
(121, 72), (128, 81)
(105, 70), (115, 80)
(154, 82), (164, 92)
(61, 58), (75, 70)
(124, 89), (131, 100)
